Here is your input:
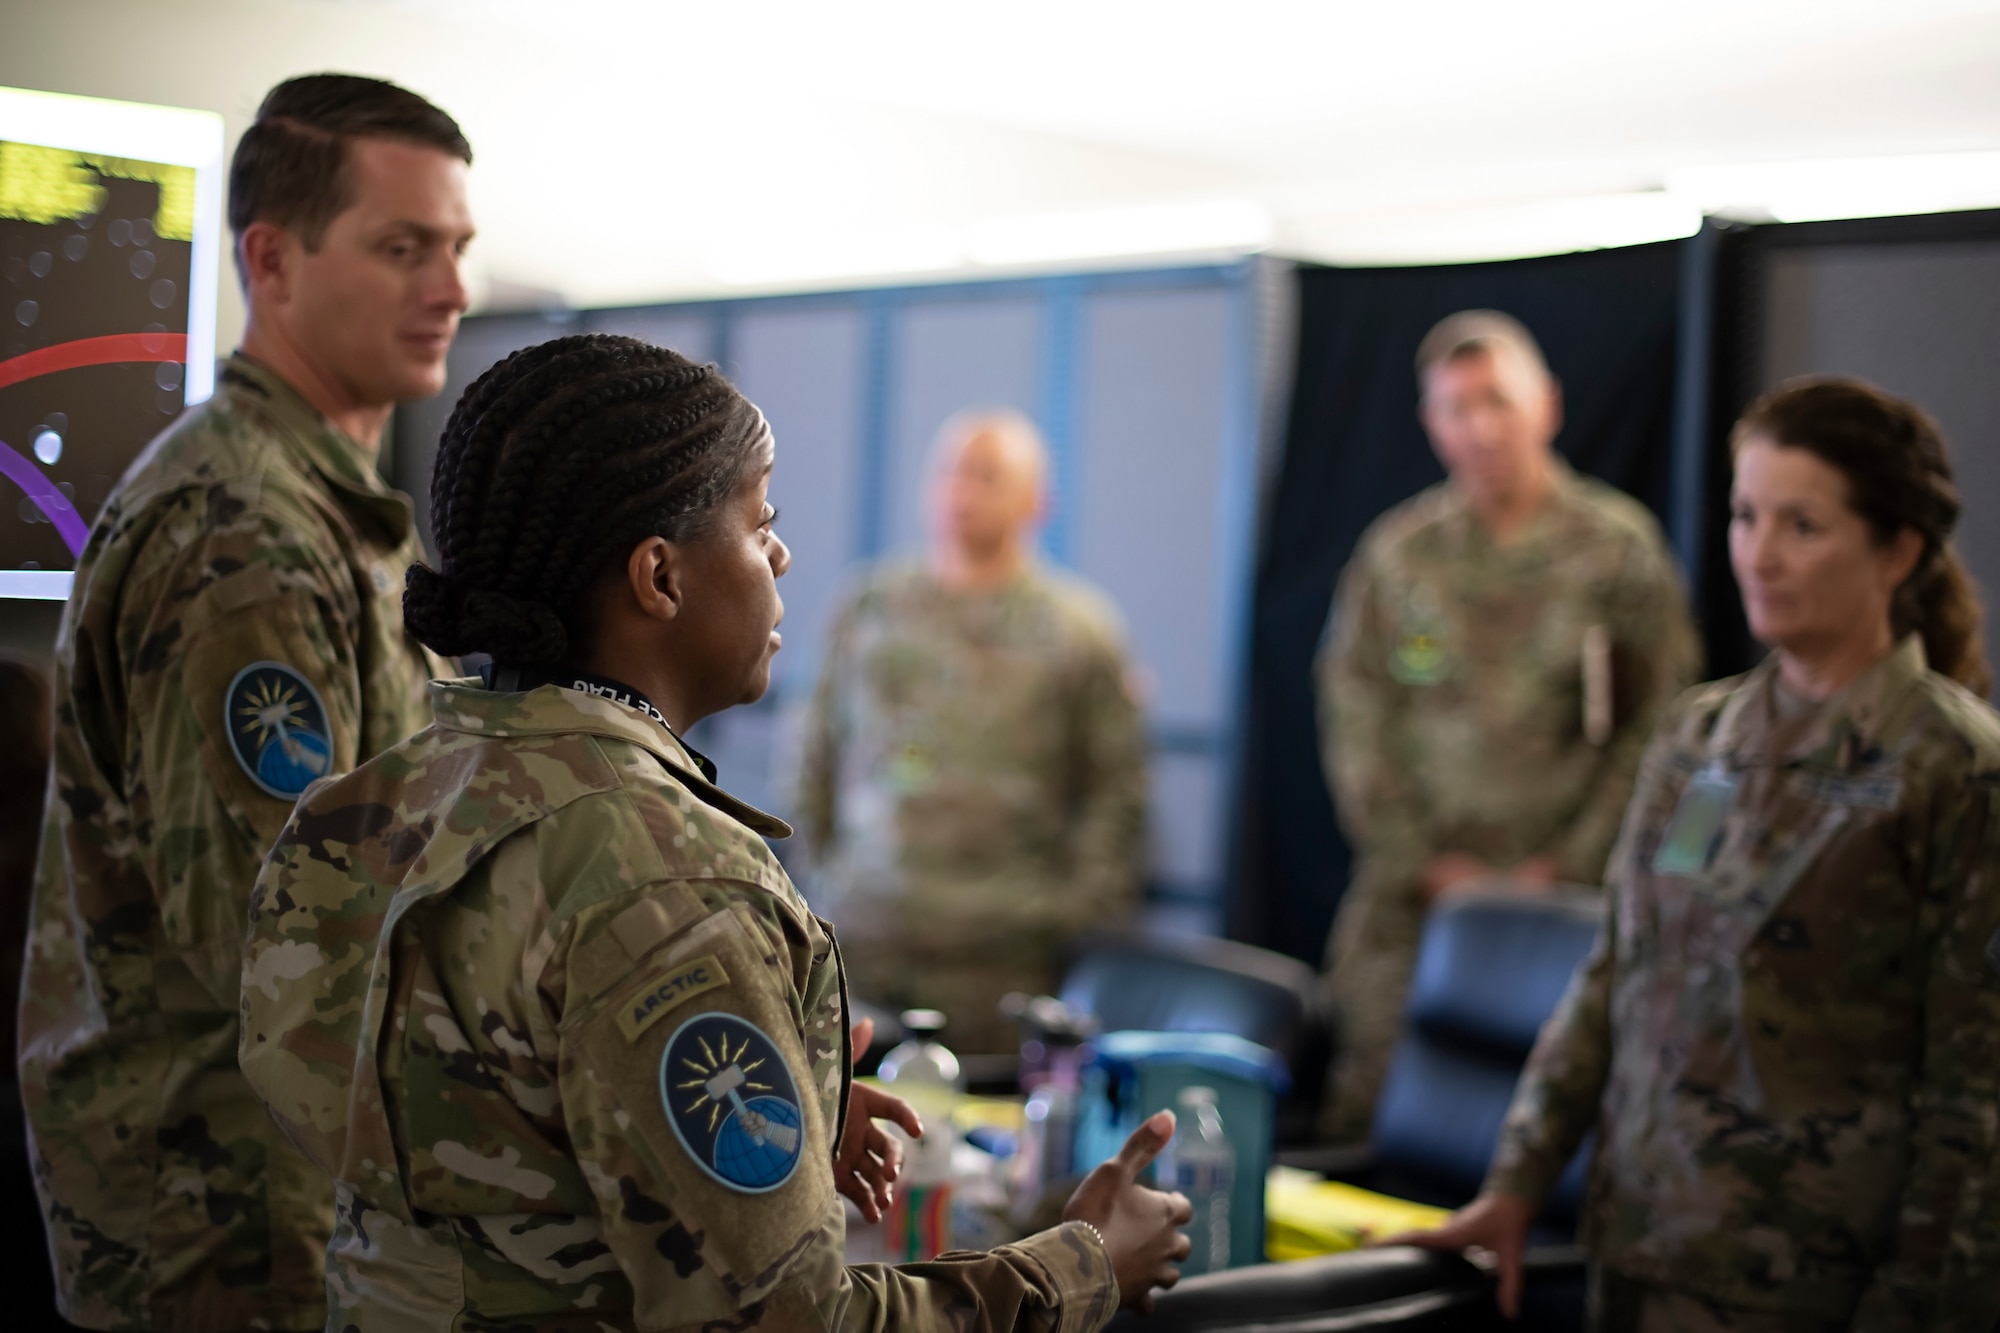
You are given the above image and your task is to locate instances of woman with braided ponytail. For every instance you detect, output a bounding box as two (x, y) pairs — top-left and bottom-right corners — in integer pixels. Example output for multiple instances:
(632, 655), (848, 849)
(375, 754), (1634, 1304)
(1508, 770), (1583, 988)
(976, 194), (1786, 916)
(1400, 377), (2000, 1329)
(238, 333), (1189, 1332)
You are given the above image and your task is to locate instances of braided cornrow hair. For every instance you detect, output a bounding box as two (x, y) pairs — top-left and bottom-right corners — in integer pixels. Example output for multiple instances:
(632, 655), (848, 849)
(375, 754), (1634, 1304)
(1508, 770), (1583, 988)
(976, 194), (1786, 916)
(405, 334), (765, 664)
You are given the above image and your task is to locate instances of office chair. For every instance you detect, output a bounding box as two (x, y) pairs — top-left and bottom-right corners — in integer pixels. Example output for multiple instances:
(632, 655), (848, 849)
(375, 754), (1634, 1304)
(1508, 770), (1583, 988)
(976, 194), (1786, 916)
(1282, 887), (1604, 1332)
(1366, 888), (1602, 1221)
(1105, 1246), (1499, 1332)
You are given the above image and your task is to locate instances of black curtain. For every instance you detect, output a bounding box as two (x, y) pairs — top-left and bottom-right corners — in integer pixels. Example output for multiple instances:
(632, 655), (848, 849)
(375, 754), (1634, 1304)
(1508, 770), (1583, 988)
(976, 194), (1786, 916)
(1231, 243), (1686, 963)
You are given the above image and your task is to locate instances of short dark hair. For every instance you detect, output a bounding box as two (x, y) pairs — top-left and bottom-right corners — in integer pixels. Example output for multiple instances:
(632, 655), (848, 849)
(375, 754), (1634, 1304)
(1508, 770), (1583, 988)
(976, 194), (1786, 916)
(1734, 376), (1989, 697)
(403, 335), (768, 665)
(228, 74), (471, 281)
(1414, 308), (1551, 389)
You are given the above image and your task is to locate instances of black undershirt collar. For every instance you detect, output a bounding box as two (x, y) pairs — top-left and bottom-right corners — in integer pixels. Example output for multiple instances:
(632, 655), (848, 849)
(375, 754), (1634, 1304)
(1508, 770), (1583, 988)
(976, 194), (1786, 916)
(481, 662), (718, 783)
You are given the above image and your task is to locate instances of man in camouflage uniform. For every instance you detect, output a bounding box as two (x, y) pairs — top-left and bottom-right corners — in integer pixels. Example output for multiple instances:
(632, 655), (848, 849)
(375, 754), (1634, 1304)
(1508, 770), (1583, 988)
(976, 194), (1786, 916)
(239, 674), (1176, 1331)
(796, 410), (1148, 1054)
(18, 76), (472, 1330)
(1453, 634), (2000, 1329)
(1317, 311), (1699, 1140)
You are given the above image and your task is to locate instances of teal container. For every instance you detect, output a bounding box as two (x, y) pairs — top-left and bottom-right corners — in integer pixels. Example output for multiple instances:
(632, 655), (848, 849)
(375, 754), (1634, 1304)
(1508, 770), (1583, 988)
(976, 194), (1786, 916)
(1072, 1031), (1289, 1268)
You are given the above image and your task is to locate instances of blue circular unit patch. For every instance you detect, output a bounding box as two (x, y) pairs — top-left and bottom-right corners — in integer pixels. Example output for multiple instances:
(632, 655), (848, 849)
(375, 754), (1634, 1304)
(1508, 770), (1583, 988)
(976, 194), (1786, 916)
(661, 1011), (805, 1193)
(225, 661), (333, 799)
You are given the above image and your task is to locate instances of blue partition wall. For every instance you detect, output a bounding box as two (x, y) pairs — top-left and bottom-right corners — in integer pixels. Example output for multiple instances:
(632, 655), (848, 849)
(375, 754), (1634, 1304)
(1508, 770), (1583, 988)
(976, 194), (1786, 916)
(393, 263), (1267, 920)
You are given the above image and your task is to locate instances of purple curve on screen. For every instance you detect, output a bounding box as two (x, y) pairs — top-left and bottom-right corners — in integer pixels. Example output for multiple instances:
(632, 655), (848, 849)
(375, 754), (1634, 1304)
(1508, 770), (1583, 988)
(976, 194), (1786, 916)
(0, 438), (89, 557)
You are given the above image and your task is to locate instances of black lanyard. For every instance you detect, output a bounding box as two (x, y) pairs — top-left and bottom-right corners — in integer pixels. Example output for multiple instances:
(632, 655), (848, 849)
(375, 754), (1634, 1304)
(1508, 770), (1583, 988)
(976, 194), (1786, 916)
(481, 663), (717, 782)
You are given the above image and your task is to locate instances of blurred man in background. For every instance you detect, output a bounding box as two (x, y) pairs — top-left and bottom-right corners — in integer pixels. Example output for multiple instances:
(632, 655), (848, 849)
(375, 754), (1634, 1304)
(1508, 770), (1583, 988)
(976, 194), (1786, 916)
(1316, 310), (1699, 1142)
(19, 75), (470, 1330)
(796, 409), (1148, 1056)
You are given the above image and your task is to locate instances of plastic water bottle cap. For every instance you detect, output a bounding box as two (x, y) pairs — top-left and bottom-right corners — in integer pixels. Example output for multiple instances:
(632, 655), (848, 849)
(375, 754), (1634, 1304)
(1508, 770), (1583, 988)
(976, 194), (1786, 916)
(900, 1009), (948, 1035)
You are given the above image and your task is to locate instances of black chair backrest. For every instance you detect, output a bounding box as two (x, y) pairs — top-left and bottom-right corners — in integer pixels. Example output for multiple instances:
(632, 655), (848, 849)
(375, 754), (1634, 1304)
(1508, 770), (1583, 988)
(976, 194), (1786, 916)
(1369, 891), (1604, 1223)
(1105, 1247), (1497, 1333)
(1060, 929), (1320, 1068)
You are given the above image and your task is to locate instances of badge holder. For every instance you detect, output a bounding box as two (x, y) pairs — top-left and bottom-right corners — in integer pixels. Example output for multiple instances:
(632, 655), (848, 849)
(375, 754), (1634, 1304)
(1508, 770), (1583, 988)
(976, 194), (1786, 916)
(1651, 762), (1738, 876)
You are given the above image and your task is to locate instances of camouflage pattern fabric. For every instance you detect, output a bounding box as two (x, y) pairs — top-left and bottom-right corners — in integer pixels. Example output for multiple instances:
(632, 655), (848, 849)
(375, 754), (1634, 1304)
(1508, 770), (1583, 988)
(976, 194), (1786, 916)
(1315, 463), (1698, 1139)
(1488, 636), (2000, 1328)
(1589, 1270), (1847, 1333)
(239, 680), (1120, 1332)
(19, 355), (441, 1331)
(795, 561), (1148, 1054)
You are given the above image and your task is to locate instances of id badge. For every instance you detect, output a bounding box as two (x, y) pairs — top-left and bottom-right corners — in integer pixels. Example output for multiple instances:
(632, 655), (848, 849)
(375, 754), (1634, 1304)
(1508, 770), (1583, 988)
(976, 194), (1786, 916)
(1652, 763), (1738, 876)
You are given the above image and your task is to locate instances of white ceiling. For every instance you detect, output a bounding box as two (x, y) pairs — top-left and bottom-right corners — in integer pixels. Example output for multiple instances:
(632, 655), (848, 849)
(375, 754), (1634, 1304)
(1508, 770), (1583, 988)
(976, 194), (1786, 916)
(6, 0), (2000, 339)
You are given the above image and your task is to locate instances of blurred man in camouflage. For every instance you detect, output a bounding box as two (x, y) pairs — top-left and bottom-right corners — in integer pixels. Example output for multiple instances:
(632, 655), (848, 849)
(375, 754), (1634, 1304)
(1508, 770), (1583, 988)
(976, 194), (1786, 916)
(18, 75), (472, 1330)
(1316, 310), (1700, 1141)
(796, 410), (1148, 1055)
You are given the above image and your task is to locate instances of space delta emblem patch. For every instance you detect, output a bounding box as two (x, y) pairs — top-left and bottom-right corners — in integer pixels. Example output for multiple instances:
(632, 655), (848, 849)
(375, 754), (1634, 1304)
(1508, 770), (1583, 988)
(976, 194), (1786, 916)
(661, 1011), (805, 1193)
(225, 661), (333, 799)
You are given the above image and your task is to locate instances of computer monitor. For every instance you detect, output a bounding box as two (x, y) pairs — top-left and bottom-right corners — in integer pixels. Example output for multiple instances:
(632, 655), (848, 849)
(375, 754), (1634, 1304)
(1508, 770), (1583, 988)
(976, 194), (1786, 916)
(0, 85), (224, 601)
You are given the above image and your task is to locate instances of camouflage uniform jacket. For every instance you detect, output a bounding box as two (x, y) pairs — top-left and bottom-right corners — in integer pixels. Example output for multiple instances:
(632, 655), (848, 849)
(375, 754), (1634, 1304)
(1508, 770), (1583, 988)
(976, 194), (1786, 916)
(794, 561), (1147, 1048)
(19, 355), (439, 1331)
(1320, 460), (1696, 904)
(1487, 636), (2000, 1327)
(238, 679), (1119, 1333)
(1318, 463), (1699, 919)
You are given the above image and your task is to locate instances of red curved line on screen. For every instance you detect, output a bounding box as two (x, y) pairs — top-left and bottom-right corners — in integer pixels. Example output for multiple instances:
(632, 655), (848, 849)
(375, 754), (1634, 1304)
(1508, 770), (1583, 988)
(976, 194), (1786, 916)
(0, 332), (190, 393)
(0, 440), (88, 557)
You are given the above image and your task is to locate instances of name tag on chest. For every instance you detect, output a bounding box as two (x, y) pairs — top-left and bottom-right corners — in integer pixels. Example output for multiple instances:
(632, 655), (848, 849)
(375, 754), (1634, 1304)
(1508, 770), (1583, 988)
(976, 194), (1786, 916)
(1789, 770), (1903, 811)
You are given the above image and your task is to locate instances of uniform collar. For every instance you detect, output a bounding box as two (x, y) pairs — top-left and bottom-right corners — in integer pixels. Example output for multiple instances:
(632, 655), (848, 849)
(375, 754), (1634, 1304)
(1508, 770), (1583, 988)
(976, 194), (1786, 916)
(1709, 634), (1930, 770)
(1441, 455), (1581, 555)
(220, 353), (414, 538)
(479, 662), (719, 783)
(430, 676), (790, 838)
(916, 556), (1040, 601)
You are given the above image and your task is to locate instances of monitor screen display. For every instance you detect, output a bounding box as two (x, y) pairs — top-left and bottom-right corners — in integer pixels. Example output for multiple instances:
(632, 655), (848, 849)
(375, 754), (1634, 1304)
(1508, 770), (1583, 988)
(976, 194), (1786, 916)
(0, 86), (223, 601)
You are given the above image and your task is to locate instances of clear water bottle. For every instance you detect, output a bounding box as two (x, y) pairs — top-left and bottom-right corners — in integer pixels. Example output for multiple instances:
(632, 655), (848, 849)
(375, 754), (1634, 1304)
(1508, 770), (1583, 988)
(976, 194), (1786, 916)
(877, 1009), (962, 1258)
(1005, 994), (1093, 1217)
(1157, 1085), (1233, 1275)
(1013, 1080), (1078, 1219)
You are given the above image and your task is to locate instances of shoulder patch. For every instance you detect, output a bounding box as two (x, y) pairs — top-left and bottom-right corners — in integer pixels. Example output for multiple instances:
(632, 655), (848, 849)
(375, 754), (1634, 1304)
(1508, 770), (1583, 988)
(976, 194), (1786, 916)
(617, 954), (730, 1042)
(226, 661), (333, 799)
(661, 1011), (804, 1193)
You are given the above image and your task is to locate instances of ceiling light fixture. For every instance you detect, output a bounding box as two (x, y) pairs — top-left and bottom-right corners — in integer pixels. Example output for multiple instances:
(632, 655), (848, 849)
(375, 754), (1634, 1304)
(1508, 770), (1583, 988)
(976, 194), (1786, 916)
(1668, 151), (2000, 224)
(964, 199), (1272, 267)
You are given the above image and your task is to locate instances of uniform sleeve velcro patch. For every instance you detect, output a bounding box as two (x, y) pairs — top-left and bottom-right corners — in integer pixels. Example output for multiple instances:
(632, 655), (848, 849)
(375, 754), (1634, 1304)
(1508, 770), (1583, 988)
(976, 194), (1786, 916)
(662, 1012), (804, 1193)
(226, 661), (333, 799)
(616, 954), (730, 1042)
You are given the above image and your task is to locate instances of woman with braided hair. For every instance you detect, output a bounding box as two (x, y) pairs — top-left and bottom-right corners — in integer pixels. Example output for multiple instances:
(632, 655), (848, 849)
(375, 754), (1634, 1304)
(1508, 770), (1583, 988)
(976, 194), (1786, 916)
(238, 333), (1189, 1331)
(1400, 377), (2000, 1330)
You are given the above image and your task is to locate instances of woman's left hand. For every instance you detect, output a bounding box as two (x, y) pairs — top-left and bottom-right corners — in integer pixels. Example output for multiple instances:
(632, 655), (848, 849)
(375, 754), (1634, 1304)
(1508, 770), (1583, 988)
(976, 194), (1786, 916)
(834, 1017), (923, 1222)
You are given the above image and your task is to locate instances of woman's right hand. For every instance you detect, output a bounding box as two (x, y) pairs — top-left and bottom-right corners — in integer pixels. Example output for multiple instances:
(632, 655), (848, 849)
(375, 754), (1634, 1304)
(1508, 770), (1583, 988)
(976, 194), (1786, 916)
(1378, 1191), (1533, 1319)
(1061, 1110), (1195, 1312)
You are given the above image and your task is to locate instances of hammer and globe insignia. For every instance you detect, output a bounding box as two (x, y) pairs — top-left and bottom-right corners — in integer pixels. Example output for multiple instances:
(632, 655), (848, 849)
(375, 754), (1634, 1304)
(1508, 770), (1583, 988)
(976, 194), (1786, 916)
(225, 661), (333, 798)
(660, 1011), (805, 1192)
